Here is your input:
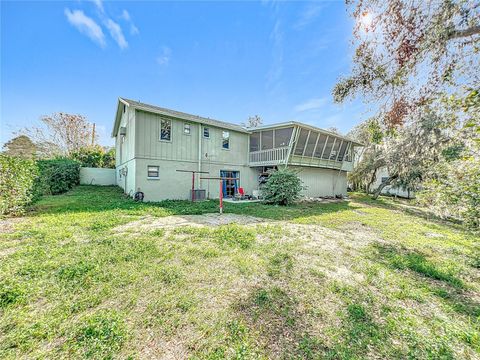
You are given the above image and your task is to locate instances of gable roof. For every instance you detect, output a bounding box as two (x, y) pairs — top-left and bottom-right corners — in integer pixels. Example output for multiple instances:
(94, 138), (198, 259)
(112, 97), (249, 136)
(111, 97), (363, 146)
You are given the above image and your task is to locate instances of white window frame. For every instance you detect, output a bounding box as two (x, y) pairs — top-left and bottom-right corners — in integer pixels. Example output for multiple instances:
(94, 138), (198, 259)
(160, 119), (172, 142)
(203, 127), (210, 138)
(184, 123), (191, 135)
(222, 131), (230, 150)
(147, 165), (160, 179)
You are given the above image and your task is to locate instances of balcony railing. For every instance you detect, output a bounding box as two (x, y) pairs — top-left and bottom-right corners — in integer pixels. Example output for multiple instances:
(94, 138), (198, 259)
(249, 147), (289, 166)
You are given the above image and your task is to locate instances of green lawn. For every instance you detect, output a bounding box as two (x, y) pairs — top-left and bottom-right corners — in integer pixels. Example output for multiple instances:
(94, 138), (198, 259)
(0, 186), (479, 359)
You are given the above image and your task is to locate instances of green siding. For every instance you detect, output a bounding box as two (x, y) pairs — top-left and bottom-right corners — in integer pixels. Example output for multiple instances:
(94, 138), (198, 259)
(135, 110), (249, 166)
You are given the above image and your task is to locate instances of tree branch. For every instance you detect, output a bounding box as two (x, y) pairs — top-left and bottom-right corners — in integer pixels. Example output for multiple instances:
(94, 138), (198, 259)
(448, 25), (480, 40)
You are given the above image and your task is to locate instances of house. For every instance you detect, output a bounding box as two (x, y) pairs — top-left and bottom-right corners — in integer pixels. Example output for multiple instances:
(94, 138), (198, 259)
(112, 97), (362, 201)
(369, 167), (415, 199)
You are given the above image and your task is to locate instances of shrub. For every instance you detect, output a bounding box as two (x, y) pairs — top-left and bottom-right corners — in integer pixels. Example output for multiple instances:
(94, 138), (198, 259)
(35, 158), (80, 196)
(0, 154), (38, 215)
(262, 168), (304, 206)
(70, 146), (115, 168)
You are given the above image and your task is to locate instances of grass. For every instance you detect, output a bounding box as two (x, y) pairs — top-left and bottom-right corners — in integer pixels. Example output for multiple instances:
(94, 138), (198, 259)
(0, 185), (479, 359)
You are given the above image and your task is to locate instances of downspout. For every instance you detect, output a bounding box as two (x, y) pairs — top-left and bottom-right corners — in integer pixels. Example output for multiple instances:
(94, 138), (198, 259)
(198, 123), (202, 189)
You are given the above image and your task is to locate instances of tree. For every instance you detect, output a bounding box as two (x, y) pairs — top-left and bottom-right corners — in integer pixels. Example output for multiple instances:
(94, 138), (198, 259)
(70, 146), (115, 169)
(21, 113), (97, 156)
(2, 135), (38, 159)
(347, 118), (385, 193)
(243, 115), (262, 128)
(334, 0), (479, 128)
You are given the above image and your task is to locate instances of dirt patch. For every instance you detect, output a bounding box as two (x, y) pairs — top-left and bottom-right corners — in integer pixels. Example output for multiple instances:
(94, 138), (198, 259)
(0, 217), (24, 234)
(114, 213), (274, 233)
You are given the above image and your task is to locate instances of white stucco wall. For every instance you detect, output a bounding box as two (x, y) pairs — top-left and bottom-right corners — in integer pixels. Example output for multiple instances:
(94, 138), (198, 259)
(80, 167), (116, 186)
(289, 166), (348, 197)
(133, 158), (258, 202)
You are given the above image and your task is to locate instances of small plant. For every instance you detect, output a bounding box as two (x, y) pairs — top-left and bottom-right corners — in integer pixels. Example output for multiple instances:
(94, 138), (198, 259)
(74, 310), (126, 358)
(262, 168), (304, 206)
(214, 224), (255, 249)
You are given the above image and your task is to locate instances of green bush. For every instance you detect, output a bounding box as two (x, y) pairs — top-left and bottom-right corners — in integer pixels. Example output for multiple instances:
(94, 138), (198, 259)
(35, 159), (80, 196)
(70, 146), (115, 169)
(262, 168), (304, 206)
(0, 154), (38, 215)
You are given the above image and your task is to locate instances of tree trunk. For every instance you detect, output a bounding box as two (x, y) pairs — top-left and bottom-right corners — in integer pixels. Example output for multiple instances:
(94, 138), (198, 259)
(366, 169), (378, 195)
(372, 175), (398, 199)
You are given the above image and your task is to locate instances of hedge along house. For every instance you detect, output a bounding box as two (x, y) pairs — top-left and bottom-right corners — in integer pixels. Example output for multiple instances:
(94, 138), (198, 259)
(112, 97), (362, 201)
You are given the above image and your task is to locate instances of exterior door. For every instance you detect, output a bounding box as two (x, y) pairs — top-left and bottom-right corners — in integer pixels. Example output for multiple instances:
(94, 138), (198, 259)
(220, 170), (239, 198)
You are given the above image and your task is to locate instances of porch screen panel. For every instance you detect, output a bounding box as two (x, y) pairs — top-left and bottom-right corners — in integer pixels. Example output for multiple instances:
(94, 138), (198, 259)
(314, 134), (327, 158)
(250, 132), (260, 152)
(322, 137), (335, 159)
(274, 127), (293, 148)
(330, 139), (341, 160)
(294, 129), (309, 155)
(261, 130), (273, 150)
(304, 132), (318, 157)
(337, 141), (348, 161)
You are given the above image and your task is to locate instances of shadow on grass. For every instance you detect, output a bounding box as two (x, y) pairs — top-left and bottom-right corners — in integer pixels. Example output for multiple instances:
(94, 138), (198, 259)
(372, 243), (480, 319)
(29, 185), (359, 221)
(351, 192), (464, 230)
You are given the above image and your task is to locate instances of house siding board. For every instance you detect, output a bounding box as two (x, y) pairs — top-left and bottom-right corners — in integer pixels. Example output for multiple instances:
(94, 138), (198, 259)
(135, 110), (249, 165)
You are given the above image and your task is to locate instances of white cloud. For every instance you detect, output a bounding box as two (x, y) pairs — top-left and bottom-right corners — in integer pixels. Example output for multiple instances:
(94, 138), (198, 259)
(294, 97), (328, 112)
(65, 9), (106, 47)
(266, 19), (284, 92)
(105, 18), (128, 49)
(156, 47), (172, 66)
(90, 0), (104, 13)
(121, 9), (130, 21)
(121, 9), (139, 35)
(294, 3), (324, 30)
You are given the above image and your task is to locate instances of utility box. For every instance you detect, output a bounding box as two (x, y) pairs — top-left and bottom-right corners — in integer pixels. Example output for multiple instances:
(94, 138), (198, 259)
(190, 189), (206, 201)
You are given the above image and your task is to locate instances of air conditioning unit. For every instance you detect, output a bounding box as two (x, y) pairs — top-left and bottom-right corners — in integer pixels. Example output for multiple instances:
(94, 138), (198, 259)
(119, 127), (127, 136)
(190, 189), (206, 201)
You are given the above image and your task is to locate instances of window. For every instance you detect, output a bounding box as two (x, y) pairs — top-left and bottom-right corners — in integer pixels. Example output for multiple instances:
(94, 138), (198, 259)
(322, 137), (335, 159)
(274, 127), (293, 148)
(330, 140), (341, 160)
(203, 127), (210, 138)
(147, 165), (159, 179)
(184, 123), (191, 135)
(123, 104), (126, 113)
(222, 131), (230, 149)
(160, 119), (171, 141)
(294, 129), (309, 155)
(304, 132), (319, 157)
(250, 132), (260, 152)
(261, 130), (273, 150)
(314, 134), (328, 158)
(337, 142), (348, 161)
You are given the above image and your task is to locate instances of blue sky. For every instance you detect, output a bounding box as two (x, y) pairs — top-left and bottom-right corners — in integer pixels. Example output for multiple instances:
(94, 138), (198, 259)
(1, 0), (368, 147)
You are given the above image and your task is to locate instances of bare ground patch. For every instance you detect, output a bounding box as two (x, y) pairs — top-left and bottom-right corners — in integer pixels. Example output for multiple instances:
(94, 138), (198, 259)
(114, 213), (275, 234)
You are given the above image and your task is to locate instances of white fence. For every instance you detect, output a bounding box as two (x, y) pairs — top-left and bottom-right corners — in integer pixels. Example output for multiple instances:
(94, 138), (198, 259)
(80, 167), (116, 186)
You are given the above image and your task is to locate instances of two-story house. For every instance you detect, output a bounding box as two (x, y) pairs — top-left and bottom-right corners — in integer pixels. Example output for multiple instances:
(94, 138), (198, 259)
(112, 97), (361, 201)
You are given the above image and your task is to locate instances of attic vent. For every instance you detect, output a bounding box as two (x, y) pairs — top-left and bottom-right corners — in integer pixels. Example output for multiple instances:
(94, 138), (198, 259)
(119, 127), (127, 136)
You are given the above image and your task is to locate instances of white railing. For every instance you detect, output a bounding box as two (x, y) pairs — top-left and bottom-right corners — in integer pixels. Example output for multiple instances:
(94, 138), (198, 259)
(249, 147), (289, 165)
